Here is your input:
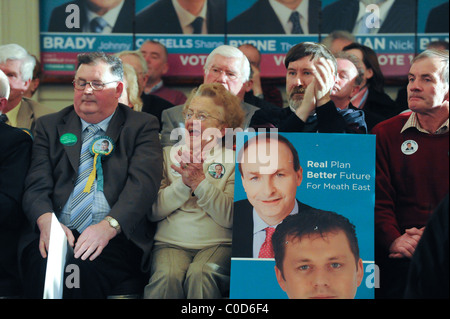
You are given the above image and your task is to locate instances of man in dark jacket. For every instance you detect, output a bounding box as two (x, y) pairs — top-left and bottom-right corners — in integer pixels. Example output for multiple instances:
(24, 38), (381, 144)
(250, 42), (367, 133)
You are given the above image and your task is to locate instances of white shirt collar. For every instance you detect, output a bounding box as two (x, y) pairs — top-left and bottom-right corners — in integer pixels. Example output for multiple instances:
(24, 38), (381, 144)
(80, 111), (115, 133)
(353, 0), (395, 34)
(269, 0), (309, 34)
(172, 0), (207, 34)
(85, 0), (125, 33)
(253, 200), (299, 234)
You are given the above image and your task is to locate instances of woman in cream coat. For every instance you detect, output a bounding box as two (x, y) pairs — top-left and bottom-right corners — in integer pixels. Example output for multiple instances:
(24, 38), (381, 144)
(145, 83), (244, 299)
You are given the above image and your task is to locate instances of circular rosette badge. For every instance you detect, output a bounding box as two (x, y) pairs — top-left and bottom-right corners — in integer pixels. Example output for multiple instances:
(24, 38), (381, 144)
(208, 163), (225, 179)
(83, 136), (115, 193)
(91, 136), (114, 157)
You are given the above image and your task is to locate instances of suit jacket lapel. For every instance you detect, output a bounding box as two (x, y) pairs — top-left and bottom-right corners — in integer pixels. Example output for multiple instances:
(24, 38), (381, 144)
(232, 199), (255, 258)
(347, 0), (361, 31)
(57, 107), (82, 173)
(261, 0), (285, 33)
(165, 0), (184, 33)
(112, 0), (134, 33)
(106, 104), (125, 143)
(16, 99), (33, 130)
(206, 0), (226, 33)
(324, 0), (359, 32)
(56, 105), (124, 181)
(379, 0), (415, 33)
(308, 0), (320, 33)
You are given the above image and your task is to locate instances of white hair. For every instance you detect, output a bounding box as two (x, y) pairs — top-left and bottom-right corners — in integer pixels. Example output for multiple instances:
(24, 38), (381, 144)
(0, 69), (10, 99)
(0, 43), (36, 82)
(204, 45), (251, 82)
(114, 49), (148, 74)
(412, 49), (449, 85)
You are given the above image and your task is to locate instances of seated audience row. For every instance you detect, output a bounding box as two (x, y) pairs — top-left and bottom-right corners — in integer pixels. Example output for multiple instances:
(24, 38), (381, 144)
(0, 40), (448, 299)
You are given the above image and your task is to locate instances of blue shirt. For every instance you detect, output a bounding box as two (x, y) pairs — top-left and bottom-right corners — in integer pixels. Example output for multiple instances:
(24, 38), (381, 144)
(252, 200), (299, 258)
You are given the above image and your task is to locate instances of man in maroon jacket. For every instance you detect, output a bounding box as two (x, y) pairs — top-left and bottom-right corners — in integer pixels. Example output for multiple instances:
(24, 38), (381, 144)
(372, 49), (449, 299)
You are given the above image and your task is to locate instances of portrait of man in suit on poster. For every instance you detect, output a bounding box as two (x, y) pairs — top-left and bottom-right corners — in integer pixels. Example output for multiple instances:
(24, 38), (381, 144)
(272, 210), (364, 299)
(48, 0), (134, 33)
(321, 0), (416, 34)
(228, 0), (320, 34)
(232, 133), (329, 259)
(135, 0), (226, 34)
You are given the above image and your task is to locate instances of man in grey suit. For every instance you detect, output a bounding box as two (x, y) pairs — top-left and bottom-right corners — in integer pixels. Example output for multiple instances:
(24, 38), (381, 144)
(160, 45), (259, 147)
(0, 43), (54, 133)
(20, 52), (163, 298)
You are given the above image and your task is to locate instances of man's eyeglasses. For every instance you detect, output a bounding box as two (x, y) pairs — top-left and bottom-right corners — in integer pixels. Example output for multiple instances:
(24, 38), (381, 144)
(182, 109), (223, 122)
(208, 67), (240, 81)
(72, 79), (118, 91)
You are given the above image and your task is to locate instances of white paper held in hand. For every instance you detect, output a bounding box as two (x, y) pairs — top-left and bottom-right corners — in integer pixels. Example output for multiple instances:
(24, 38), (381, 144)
(43, 213), (69, 299)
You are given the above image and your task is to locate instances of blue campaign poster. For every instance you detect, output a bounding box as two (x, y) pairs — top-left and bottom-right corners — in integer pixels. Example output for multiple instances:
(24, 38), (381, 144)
(230, 132), (376, 299)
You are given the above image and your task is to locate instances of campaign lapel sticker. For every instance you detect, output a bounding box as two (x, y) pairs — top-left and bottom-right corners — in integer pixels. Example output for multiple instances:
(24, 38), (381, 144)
(91, 136), (114, 157)
(401, 140), (418, 155)
(60, 133), (78, 146)
(83, 136), (114, 193)
(208, 163), (225, 179)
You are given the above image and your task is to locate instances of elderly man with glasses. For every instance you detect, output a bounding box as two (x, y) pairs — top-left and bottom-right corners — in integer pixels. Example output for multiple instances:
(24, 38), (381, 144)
(159, 45), (260, 147)
(0, 43), (54, 133)
(20, 52), (163, 299)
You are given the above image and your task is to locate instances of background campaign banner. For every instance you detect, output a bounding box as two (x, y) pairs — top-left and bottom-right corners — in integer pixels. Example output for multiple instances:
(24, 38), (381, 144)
(230, 132), (376, 299)
(39, 0), (448, 81)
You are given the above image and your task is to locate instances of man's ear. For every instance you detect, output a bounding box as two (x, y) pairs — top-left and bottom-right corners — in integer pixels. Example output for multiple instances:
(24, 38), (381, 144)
(350, 84), (361, 99)
(244, 80), (253, 93)
(22, 78), (31, 92)
(356, 258), (364, 287)
(0, 97), (7, 111)
(275, 265), (287, 293)
(143, 73), (149, 85)
(162, 62), (169, 76)
(296, 166), (303, 187)
(365, 68), (374, 80)
(115, 81), (124, 98)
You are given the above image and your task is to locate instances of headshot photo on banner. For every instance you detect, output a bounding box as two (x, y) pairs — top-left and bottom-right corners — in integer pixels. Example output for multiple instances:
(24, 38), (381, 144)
(39, 0), (448, 80)
(230, 131), (376, 299)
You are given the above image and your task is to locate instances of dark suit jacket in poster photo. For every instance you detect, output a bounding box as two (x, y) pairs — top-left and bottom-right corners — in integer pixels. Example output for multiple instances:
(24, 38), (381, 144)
(232, 198), (329, 258)
(135, 0), (226, 34)
(228, 0), (320, 34)
(321, 0), (416, 34)
(48, 0), (134, 33)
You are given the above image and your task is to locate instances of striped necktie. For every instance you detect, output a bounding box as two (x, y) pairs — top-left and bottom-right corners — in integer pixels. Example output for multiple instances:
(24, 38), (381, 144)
(357, 12), (373, 34)
(69, 124), (100, 233)
(90, 17), (108, 33)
